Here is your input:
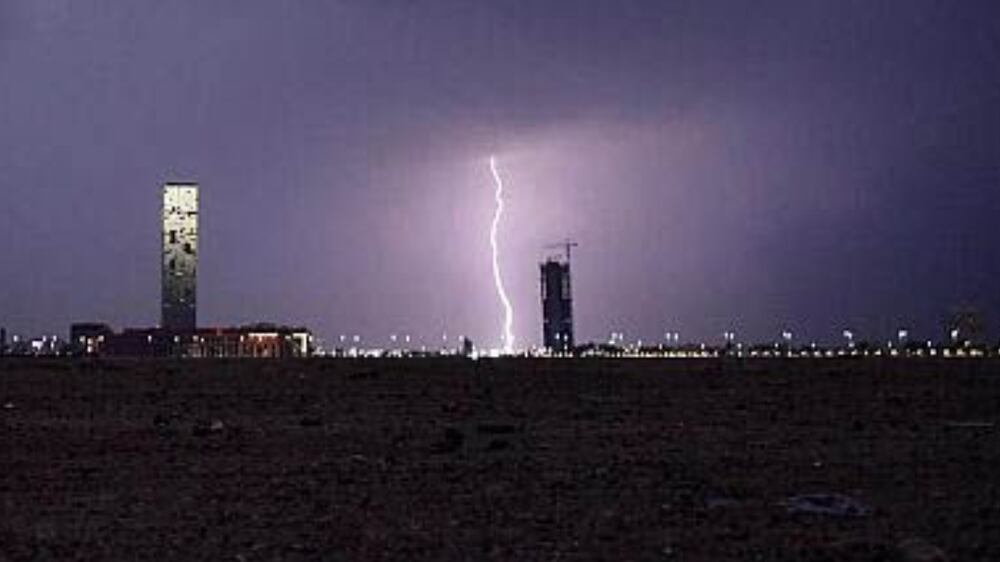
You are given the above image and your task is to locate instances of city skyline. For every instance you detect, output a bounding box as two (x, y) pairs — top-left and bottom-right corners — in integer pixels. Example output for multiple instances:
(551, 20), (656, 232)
(2, 1), (999, 347)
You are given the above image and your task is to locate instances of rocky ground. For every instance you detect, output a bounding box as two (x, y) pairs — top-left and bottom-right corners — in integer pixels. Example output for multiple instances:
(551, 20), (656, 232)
(1, 358), (998, 561)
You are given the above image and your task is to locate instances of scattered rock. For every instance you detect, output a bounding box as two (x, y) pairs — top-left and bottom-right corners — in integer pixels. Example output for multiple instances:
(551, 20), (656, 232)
(153, 414), (178, 437)
(192, 419), (226, 437)
(785, 493), (871, 517)
(485, 438), (510, 452)
(897, 538), (949, 562)
(300, 415), (323, 427)
(704, 495), (740, 510)
(3, 401), (15, 410)
(476, 422), (517, 434)
(805, 539), (895, 560)
(943, 421), (994, 430)
(430, 427), (464, 454)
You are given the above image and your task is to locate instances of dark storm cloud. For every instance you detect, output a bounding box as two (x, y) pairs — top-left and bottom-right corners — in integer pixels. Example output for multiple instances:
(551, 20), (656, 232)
(2, 0), (999, 347)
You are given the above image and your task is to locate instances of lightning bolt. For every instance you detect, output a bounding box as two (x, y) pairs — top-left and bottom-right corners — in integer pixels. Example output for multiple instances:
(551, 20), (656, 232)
(489, 155), (515, 354)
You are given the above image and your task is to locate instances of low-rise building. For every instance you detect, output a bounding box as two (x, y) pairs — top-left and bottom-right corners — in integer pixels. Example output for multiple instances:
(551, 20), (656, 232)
(70, 323), (115, 356)
(98, 324), (312, 358)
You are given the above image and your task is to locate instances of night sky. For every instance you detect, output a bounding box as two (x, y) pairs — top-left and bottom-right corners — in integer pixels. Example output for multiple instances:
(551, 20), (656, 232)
(2, 1), (999, 348)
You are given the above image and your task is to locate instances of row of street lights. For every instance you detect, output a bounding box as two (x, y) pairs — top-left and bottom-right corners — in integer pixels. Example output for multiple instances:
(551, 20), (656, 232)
(320, 325), (974, 354)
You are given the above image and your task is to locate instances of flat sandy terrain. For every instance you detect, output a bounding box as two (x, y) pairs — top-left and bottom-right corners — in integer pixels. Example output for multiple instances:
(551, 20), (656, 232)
(1, 358), (998, 560)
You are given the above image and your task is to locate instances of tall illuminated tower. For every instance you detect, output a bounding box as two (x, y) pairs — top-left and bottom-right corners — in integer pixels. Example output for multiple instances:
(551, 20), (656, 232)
(161, 183), (198, 332)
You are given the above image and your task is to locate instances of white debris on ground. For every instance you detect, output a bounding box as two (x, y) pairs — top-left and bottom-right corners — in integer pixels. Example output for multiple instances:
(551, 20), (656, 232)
(784, 493), (871, 517)
(897, 537), (949, 562)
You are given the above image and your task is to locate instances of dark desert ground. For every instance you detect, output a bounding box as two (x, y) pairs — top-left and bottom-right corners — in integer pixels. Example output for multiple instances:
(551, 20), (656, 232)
(1, 358), (998, 561)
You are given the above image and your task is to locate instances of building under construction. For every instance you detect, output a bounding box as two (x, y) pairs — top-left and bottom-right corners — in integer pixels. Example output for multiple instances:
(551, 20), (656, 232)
(540, 244), (576, 354)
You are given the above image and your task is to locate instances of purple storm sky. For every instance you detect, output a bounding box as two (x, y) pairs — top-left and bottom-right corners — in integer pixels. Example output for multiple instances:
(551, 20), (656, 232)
(2, 1), (999, 348)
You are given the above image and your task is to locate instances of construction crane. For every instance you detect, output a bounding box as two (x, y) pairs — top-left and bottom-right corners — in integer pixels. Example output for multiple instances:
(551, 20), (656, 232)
(545, 239), (579, 265)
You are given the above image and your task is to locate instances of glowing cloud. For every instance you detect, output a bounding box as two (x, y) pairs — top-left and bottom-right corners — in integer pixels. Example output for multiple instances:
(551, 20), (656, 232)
(489, 155), (515, 354)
